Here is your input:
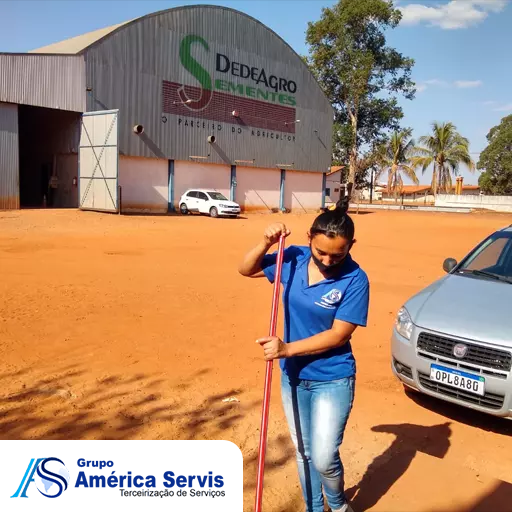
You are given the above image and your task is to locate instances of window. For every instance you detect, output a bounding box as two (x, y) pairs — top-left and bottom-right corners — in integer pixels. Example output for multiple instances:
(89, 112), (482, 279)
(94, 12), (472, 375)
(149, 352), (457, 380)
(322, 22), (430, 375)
(197, 192), (208, 201)
(325, 188), (331, 196)
(187, 191), (198, 198)
(460, 234), (512, 279)
(207, 192), (228, 201)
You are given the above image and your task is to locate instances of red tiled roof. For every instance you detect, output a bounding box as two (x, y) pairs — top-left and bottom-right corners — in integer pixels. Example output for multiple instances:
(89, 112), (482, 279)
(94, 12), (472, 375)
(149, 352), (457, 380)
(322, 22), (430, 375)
(327, 166), (344, 176)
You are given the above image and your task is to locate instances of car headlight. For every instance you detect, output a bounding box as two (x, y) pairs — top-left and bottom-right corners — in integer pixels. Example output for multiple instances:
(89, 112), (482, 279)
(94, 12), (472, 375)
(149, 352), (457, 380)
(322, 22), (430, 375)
(219, 204), (230, 208)
(395, 307), (414, 340)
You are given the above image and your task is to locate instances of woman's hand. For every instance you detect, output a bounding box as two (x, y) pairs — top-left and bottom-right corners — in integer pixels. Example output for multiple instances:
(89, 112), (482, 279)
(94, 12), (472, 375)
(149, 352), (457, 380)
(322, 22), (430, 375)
(256, 336), (289, 360)
(263, 223), (291, 247)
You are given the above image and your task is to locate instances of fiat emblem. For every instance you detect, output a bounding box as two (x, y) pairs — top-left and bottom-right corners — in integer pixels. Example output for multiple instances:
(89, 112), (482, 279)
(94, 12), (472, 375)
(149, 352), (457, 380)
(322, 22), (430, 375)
(453, 343), (468, 358)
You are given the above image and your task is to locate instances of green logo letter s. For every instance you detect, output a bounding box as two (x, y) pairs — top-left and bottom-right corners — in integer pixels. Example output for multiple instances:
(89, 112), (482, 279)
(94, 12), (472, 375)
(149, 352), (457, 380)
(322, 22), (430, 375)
(178, 35), (213, 110)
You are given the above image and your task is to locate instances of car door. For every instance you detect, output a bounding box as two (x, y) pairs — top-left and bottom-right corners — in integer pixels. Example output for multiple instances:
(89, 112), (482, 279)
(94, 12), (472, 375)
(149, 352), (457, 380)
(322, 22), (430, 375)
(185, 191), (199, 211)
(196, 192), (210, 214)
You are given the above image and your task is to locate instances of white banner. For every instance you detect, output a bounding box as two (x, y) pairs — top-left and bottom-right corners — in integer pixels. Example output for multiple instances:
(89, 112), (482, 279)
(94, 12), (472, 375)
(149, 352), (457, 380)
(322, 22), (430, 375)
(0, 440), (243, 511)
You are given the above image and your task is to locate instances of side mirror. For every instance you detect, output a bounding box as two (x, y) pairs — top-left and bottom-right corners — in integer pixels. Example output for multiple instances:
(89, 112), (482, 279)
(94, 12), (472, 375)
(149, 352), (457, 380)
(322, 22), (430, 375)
(443, 258), (458, 273)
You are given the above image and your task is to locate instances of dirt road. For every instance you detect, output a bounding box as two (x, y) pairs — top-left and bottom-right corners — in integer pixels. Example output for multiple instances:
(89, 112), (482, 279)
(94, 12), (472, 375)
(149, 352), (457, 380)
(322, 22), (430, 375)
(1, 209), (511, 511)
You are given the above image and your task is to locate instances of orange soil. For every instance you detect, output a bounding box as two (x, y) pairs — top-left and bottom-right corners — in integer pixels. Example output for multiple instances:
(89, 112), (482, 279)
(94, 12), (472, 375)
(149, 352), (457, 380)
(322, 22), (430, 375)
(1, 208), (512, 511)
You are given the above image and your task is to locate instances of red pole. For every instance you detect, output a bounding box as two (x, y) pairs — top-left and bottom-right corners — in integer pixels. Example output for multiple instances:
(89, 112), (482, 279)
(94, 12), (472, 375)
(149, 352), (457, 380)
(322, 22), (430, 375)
(254, 235), (286, 512)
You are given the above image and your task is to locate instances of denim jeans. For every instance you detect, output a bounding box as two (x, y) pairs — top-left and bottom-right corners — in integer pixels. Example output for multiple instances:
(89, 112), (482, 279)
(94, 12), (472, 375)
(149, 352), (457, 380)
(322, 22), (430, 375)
(281, 372), (355, 512)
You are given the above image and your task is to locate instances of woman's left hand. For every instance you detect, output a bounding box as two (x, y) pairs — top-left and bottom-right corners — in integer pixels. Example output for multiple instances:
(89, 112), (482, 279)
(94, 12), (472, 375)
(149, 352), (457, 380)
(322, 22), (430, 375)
(256, 336), (289, 360)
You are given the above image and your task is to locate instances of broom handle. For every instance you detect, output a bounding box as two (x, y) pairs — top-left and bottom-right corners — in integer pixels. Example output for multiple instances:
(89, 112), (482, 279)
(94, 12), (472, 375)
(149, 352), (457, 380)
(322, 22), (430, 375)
(254, 234), (286, 512)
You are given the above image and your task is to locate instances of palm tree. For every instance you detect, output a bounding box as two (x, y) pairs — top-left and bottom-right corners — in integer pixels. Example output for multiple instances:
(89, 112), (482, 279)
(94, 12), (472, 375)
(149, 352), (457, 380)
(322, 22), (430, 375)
(412, 122), (475, 196)
(375, 129), (419, 199)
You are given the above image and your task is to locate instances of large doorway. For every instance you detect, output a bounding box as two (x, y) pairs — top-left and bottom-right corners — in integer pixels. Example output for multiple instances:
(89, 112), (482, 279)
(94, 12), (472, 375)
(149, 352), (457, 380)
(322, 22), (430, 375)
(18, 105), (81, 208)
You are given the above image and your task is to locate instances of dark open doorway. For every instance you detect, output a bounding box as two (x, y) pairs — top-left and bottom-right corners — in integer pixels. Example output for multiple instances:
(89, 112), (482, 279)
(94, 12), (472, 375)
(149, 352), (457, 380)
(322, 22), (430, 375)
(18, 104), (81, 208)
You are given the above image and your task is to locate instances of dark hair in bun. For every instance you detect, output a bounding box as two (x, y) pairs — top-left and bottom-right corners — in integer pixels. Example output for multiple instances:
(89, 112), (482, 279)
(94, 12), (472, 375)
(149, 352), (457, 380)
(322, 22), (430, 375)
(311, 197), (354, 240)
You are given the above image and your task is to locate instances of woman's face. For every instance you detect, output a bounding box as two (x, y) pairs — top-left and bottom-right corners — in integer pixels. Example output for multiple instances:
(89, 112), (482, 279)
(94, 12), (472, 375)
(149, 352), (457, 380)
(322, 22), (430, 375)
(308, 233), (353, 273)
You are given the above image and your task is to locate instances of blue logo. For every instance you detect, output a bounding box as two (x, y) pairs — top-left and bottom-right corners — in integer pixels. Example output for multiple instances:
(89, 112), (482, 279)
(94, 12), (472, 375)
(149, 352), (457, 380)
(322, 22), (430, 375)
(322, 289), (342, 305)
(11, 458), (70, 498)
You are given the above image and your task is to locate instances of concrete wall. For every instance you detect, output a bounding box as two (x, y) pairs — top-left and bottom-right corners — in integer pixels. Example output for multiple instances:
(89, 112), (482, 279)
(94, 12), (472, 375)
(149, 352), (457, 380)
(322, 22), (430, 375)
(325, 172), (341, 205)
(435, 194), (512, 213)
(0, 102), (19, 210)
(235, 166), (280, 212)
(174, 160), (230, 209)
(119, 155), (168, 213)
(285, 170), (322, 212)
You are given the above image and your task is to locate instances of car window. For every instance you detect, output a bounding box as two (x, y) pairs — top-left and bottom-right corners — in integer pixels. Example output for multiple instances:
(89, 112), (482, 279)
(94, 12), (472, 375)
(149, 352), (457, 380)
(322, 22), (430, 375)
(186, 191), (198, 198)
(208, 192), (228, 201)
(197, 192), (208, 201)
(462, 235), (512, 277)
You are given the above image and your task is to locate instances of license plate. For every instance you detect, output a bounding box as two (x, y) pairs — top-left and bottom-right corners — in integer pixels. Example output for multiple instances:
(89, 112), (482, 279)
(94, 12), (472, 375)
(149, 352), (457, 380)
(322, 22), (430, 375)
(430, 364), (485, 396)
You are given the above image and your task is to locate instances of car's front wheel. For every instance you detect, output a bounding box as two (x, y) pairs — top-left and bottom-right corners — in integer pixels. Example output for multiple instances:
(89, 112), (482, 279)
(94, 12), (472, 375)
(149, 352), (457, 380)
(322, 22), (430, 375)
(209, 206), (219, 218)
(180, 203), (189, 215)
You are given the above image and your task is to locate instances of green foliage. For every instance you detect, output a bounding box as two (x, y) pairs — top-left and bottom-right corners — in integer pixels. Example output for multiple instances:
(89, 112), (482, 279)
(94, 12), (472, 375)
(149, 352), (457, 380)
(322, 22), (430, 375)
(306, 0), (415, 192)
(412, 122), (475, 195)
(376, 129), (419, 196)
(477, 115), (512, 195)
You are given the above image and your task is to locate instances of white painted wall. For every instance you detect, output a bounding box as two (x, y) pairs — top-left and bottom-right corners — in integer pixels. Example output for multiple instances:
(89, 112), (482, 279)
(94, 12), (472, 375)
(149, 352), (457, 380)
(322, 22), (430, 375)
(325, 170), (341, 205)
(119, 155), (168, 213)
(174, 161), (230, 208)
(236, 166), (281, 212)
(435, 194), (512, 212)
(285, 170), (323, 212)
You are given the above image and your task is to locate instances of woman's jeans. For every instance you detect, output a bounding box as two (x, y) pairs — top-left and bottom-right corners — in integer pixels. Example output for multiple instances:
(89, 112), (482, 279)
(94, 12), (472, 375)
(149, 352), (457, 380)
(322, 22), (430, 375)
(281, 372), (355, 512)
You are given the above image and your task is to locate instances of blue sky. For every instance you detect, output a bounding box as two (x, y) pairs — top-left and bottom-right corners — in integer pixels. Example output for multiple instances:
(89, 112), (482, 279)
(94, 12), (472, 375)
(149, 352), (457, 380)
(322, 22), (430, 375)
(1, 0), (510, 185)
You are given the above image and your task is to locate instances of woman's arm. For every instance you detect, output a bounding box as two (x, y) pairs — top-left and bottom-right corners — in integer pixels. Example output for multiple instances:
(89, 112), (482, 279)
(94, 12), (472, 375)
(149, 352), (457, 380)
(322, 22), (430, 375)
(238, 223), (290, 278)
(256, 320), (357, 360)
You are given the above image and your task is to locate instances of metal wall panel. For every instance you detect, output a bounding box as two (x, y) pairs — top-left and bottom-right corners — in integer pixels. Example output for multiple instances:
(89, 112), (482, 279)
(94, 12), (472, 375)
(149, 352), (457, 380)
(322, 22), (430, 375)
(0, 102), (19, 209)
(0, 54), (86, 112)
(84, 6), (333, 172)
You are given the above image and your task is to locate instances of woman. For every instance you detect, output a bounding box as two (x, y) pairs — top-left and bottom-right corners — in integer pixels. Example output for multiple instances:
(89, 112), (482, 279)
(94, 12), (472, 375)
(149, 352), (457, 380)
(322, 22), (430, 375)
(238, 202), (369, 512)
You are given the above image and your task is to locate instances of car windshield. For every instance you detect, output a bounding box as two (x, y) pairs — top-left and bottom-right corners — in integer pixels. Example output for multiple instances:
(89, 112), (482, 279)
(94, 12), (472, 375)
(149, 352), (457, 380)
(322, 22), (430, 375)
(207, 192), (228, 201)
(458, 232), (512, 283)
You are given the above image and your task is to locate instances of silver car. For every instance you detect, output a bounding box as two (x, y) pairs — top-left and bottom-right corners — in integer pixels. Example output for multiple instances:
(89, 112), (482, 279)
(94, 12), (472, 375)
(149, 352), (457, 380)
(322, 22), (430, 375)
(391, 224), (512, 418)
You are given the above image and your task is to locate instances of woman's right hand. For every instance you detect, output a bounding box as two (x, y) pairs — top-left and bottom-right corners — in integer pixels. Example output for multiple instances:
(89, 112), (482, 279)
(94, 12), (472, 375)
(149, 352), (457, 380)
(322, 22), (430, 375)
(263, 223), (291, 247)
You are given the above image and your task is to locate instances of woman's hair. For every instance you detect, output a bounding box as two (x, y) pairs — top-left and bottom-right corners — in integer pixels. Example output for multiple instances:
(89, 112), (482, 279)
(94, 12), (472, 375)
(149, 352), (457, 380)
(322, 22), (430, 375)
(310, 197), (354, 240)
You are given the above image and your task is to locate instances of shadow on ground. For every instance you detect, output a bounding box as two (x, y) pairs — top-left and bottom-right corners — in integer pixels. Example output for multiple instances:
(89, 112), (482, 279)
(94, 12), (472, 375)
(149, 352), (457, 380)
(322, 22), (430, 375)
(429, 479), (512, 512)
(405, 388), (512, 436)
(347, 422), (452, 512)
(0, 362), (299, 508)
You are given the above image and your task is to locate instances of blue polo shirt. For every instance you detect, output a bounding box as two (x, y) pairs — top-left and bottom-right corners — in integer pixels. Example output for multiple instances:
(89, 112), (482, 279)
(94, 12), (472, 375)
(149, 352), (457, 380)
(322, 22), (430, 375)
(261, 245), (369, 381)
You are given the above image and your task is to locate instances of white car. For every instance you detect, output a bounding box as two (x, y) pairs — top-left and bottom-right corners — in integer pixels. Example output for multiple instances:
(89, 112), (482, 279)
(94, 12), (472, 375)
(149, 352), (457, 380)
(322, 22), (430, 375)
(178, 189), (241, 218)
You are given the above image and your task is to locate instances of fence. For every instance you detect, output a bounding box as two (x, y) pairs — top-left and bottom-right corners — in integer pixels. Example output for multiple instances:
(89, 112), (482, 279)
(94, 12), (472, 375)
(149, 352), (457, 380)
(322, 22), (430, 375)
(435, 194), (512, 213)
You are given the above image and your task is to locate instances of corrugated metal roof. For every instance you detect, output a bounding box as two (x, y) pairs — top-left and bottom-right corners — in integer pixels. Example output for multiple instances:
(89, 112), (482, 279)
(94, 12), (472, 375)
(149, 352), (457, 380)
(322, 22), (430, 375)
(29, 20), (132, 55)
(0, 54), (85, 112)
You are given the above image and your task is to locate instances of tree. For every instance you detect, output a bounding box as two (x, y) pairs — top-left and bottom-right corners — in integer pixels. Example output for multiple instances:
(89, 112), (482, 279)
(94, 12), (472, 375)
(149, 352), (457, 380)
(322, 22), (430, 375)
(306, 0), (415, 199)
(375, 129), (418, 198)
(477, 115), (512, 195)
(412, 122), (475, 195)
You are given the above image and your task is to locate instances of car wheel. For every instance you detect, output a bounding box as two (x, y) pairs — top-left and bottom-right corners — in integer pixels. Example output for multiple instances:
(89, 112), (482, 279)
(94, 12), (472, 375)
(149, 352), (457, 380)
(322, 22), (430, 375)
(180, 203), (189, 215)
(209, 206), (219, 218)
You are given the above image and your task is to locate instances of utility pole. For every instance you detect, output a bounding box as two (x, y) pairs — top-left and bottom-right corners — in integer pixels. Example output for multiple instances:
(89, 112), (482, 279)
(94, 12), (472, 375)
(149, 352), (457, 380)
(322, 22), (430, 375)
(369, 167), (374, 204)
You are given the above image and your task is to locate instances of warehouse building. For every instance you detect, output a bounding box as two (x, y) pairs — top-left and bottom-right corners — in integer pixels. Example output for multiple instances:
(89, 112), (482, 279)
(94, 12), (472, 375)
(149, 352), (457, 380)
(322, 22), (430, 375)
(0, 5), (333, 214)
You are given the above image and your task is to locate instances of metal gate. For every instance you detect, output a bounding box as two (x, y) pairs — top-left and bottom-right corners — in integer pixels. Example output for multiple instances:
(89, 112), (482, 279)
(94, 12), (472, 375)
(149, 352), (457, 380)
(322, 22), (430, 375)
(79, 109), (119, 212)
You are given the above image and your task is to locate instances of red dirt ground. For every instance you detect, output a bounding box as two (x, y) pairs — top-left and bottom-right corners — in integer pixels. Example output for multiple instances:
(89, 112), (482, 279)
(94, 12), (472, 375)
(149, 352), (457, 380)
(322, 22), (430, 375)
(1, 208), (512, 511)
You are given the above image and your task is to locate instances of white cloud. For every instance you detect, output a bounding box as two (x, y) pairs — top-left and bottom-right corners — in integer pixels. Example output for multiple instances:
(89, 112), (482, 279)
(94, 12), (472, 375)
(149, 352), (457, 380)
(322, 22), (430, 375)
(417, 78), (483, 91)
(493, 103), (512, 112)
(400, 1), (508, 29)
(425, 78), (449, 86)
(454, 80), (483, 88)
(483, 100), (497, 105)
